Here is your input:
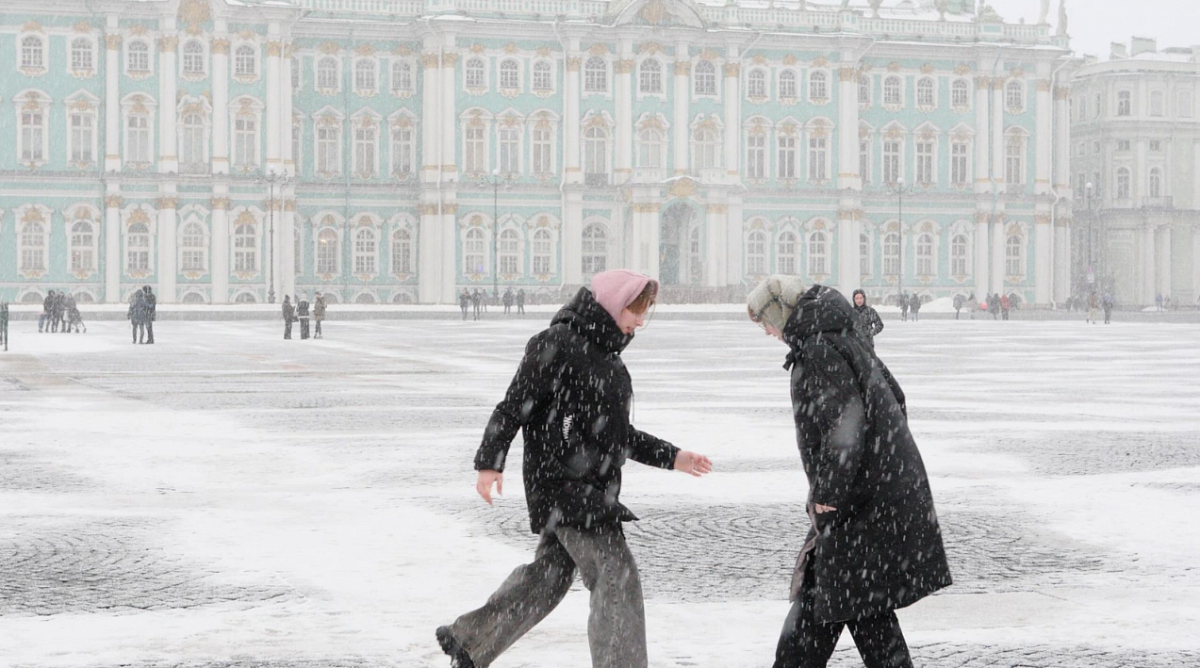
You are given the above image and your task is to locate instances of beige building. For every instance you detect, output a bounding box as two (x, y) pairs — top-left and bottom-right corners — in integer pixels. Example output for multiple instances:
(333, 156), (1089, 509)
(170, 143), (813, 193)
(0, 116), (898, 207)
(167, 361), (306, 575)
(1070, 38), (1200, 306)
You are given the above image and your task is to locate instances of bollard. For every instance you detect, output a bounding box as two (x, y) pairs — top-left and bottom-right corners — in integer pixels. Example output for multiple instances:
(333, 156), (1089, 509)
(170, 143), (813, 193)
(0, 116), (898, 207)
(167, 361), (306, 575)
(0, 301), (8, 351)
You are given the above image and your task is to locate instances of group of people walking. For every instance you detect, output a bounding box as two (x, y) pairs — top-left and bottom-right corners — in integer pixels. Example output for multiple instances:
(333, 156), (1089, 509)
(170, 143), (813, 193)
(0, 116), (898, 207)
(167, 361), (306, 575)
(281, 293), (326, 340)
(126, 286), (156, 344)
(459, 288), (525, 321)
(39, 290), (86, 334)
(897, 293), (923, 322)
(437, 269), (951, 668)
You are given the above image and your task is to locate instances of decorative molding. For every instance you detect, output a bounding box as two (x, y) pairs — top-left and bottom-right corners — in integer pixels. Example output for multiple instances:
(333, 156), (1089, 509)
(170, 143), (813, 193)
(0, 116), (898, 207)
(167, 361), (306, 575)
(267, 41), (284, 58)
(674, 61), (690, 75)
(442, 53), (458, 67)
(105, 195), (124, 209)
(421, 52), (439, 69)
(975, 75), (991, 90)
(211, 38), (229, 55)
(156, 196), (178, 210)
(106, 34), (122, 50)
(159, 36), (178, 53)
(319, 41), (341, 55)
(1036, 79), (1052, 93)
(724, 63), (740, 77)
(838, 67), (856, 82)
(706, 204), (728, 214)
(588, 44), (609, 56)
(615, 59), (635, 74)
(631, 202), (660, 213)
(567, 57), (581, 72)
(210, 197), (231, 210)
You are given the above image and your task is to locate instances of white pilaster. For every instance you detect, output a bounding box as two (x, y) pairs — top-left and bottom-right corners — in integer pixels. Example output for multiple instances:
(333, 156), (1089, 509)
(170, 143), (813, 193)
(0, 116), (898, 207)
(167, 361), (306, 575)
(1035, 216), (1052, 304)
(282, 43), (295, 176)
(157, 188), (177, 302)
(673, 44), (690, 176)
(282, 191), (296, 300)
(1142, 225), (1156, 305)
(158, 30), (179, 174)
(724, 48), (740, 182)
(1054, 220), (1071, 303)
(975, 215), (990, 299)
(1034, 78), (1052, 196)
(211, 189), (230, 304)
(974, 76), (990, 194)
(104, 23), (121, 172)
(705, 200), (727, 288)
(563, 192), (583, 286)
(837, 66), (861, 190)
(565, 43), (581, 185)
(726, 195), (744, 284)
(212, 26), (230, 175)
(104, 191), (121, 302)
(265, 25), (282, 174)
(442, 49), (457, 181)
(991, 217), (1005, 297)
(992, 79), (1005, 184)
(1159, 226), (1172, 298)
(614, 41), (633, 184)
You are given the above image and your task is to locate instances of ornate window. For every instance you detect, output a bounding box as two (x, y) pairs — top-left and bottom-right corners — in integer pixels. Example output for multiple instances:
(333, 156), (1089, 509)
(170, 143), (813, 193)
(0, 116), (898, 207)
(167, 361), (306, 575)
(883, 75), (902, 106)
(532, 229), (552, 275)
(498, 126), (520, 174)
(71, 38), (94, 71)
(779, 70), (797, 100)
(746, 230), (766, 275)
(860, 233), (871, 276)
(180, 221), (206, 272)
(1005, 235), (1023, 275)
(1116, 167), (1131, 199)
(67, 108), (95, 166)
(464, 227), (486, 274)
(317, 227), (339, 274)
(127, 222), (151, 272)
(882, 140), (901, 185)
(21, 221), (47, 272)
(1149, 167), (1163, 198)
(234, 114), (258, 169)
(316, 118), (341, 175)
(745, 132), (766, 179)
(917, 77), (935, 108)
(951, 141), (970, 187)
(355, 59), (377, 93)
(465, 57), (486, 89)
(392, 229), (412, 274)
(391, 60), (413, 94)
(859, 136), (871, 184)
(354, 119), (378, 177)
(1179, 90), (1194, 118)
(235, 45), (257, 78)
(777, 231), (797, 274)
(1117, 90), (1131, 116)
(19, 106), (46, 163)
(915, 140), (934, 186)
(183, 41), (205, 75)
(22, 35), (45, 70)
(317, 57), (339, 90)
(234, 223), (257, 272)
(639, 59), (662, 94)
(694, 126), (719, 170)
(1005, 80), (1024, 113)
(951, 234), (968, 275)
(70, 218), (96, 273)
(391, 121), (415, 177)
(533, 61), (553, 92)
(858, 75), (871, 107)
(916, 233), (934, 275)
(695, 61), (717, 96)
(883, 232), (900, 276)
(952, 79), (970, 108)
(748, 69), (767, 99)
(808, 135), (828, 182)
(181, 111), (206, 171)
(638, 128), (663, 169)
(127, 40), (151, 74)
(808, 231), (827, 275)
(1005, 134), (1024, 185)
(584, 126), (608, 176)
(499, 59), (520, 90)
(532, 126), (552, 175)
(464, 123), (487, 174)
(354, 228), (377, 274)
(809, 71), (828, 102)
(582, 223), (608, 275)
(778, 132), (797, 180)
(584, 57), (607, 93)
(126, 113), (152, 165)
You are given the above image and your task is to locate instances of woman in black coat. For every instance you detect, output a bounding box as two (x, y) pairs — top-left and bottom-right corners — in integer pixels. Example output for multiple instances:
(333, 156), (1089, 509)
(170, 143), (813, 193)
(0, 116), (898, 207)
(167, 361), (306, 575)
(747, 277), (952, 668)
(851, 289), (884, 349)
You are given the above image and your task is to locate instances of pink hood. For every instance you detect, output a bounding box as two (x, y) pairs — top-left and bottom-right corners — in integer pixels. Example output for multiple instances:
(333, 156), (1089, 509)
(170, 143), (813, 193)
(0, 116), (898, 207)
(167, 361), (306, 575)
(591, 269), (657, 325)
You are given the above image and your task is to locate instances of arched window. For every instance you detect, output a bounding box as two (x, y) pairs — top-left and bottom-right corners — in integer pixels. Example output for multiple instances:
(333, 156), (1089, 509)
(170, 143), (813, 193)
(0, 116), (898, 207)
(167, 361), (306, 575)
(464, 227), (486, 274)
(1006, 135), (1024, 185)
(809, 71), (828, 101)
(883, 232), (900, 276)
(20, 221), (46, 271)
(688, 226), (702, 285)
(638, 128), (663, 168)
(808, 231), (828, 275)
(235, 291), (257, 304)
(181, 112), (206, 169)
(532, 229), (552, 275)
(916, 233), (934, 275)
(127, 222), (150, 271)
(777, 231), (797, 274)
(71, 38), (94, 71)
(859, 233), (870, 276)
(1005, 235), (1023, 275)
(391, 60), (412, 94)
(1149, 168), (1163, 198)
(392, 229), (412, 274)
(952, 79), (970, 108)
(779, 70), (797, 100)
(858, 75), (871, 106)
(317, 227), (339, 274)
(354, 120), (377, 176)
(747, 230), (766, 275)
(235, 45), (256, 77)
(639, 59), (662, 94)
(883, 75), (901, 105)
(748, 69), (767, 98)
(127, 40), (150, 73)
(183, 41), (204, 75)
(354, 228), (377, 274)
(317, 57), (339, 89)
(951, 234), (968, 275)
(355, 59), (377, 91)
(234, 224), (256, 272)
(533, 61), (553, 92)
(465, 57), (486, 89)
(584, 126), (608, 176)
(182, 292), (206, 304)
(584, 56), (607, 93)
(70, 219), (96, 272)
(1116, 167), (1131, 199)
(498, 228), (520, 275)
(1005, 80), (1024, 112)
(235, 113), (258, 168)
(180, 221), (206, 272)
(917, 77), (935, 107)
(355, 292), (376, 304)
(695, 61), (717, 96)
(499, 59), (520, 89)
(22, 35), (45, 69)
(694, 127), (719, 170)
(582, 223), (607, 275)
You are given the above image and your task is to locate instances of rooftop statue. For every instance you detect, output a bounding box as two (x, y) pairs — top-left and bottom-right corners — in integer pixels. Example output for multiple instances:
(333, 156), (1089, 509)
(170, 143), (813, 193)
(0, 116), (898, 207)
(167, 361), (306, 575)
(1057, 0), (1069, 36)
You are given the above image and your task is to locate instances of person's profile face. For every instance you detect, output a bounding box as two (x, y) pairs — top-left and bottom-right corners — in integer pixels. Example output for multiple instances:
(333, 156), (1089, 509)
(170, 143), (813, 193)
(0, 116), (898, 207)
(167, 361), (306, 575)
(854, 293), (865, 307)
(617, 307), (646, 335)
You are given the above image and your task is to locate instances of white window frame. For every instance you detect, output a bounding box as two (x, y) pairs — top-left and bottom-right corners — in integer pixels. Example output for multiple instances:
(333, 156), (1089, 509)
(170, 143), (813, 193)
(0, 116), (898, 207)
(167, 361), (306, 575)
(915, 232), (934, 276)
(777, 230), (798, 274)
(1116, 167), (1131, 199)
(353, 226), (378, 275)
(20, 34), (47, 72)
(125, 39), (152, 77)
(807, 131), (830, 183)
(808, 230), (828, 276)
(779, 69), (798, 102)
(1148, 167), (1164, 198)
(497, 227), (521, 276)
(316, 56), (341, 92)
(315, 224), (341, 276)
(1117, 90), (1132, 117)
(391, 59), (415, 96)
(497, 122), (523, 175)
(1005, 234), (1024, 276)
(581, 221), (609, 276)
(353, 114), (380, 179)
(860, 232), (871, 276)
(69, 215), (98, 274)
(69, 36), (96, 75)
(179, 104), (210, 173)
(354, 57), (378, 96)
(951, 139), (971, 188)
(498, 58), (522, 93)
(313, 110), (345, 178)
(178, 217), (208, 274)
(532, 60), (554, 94)
(638, 57), (664, 97)
(16, 93), (51, 167)
(181, 39), (207, 78)
(125, 219), (154, 275)
(747, 68), (768, 100)
(694, 60), (718, 97)
(950, 232), (970, 276)
(528, 113), (560, 178)
(882, 135), (903, 185)
(777, 130), (798, 181)
(233, 221), (258, 273)
(584, 56), (609, 95)
(233, 43), (259, 82)
(391, 226), (414, 275)
(532, 228), (554, 276)
(916, 76), (936, 109)
(883, 231), (900, 276)
(1005, 133), (1026, 186)
(67, 101), (98, 167)
(951, 78), (970, 110)
(1005, 80), (1025, 113)
(859, 74), (872, 108)
(808, 70), (830, 104)
(746, 229), (767, 275)
(464, 226), (488, 275)
(636, 126), (665, 170)
(915, 138), (936, 186)
(388, 112), (418, 179)
(582, 122), (611, 180)
(745, 131), (767, 180)
(691, 119), (722, 173)
(464, 56), (488, 92)
(232, 102), (263, 172)
(121, 94), (157, 168)
(19, 217), (49, 274)
(883, 75), (903, 107)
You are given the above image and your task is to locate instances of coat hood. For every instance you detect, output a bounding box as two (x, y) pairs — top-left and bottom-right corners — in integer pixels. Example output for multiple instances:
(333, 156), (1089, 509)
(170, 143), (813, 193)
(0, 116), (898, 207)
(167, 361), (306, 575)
(591, 269), (657, 326)
(851, 289), (869, 312)
(552, 287), (633, 354)
(783, 285), (859, 349)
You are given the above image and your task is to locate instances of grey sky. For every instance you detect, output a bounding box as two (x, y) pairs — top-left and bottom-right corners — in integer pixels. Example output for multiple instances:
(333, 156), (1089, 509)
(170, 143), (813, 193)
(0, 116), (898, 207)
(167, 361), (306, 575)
(985, 0), (1198, 59)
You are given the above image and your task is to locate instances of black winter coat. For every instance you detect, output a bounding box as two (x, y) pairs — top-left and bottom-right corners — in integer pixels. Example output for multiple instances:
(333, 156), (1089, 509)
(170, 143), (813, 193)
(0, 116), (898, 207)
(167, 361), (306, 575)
(784, 285), (951, 623)
(851, 290), (884, 349)
(144, 292), (157, 321)
(475, 287), (679, 534)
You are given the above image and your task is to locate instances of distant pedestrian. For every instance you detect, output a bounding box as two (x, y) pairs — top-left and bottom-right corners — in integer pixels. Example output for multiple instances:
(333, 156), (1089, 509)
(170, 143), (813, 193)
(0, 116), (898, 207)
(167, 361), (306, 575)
(282, 296), (295, 340)
(1102, 293), (1114, 324)
(142, 286), (156, 343)
(313, 292), (326, 338)
(953, 294), (964, 320)
(516, 288), (526, 315)
(128, 289), (148, 344)
(297, 294), (311, 339)
(40, 290), (55, 333)
(64, 294), (85, 333)
(1087, 292), (1099, 324)
(1155, 293), (1163, 311)
(51, 291), (66, 333)
(851, 289), (884, 349)
(909, 293), (922, 322)
(899, 293), (909, 322)
(988, 294), (1001, 320)
(1000, 295), (1010, 321)
(459, 289), (471, 321)
(502, 288), (514, 315)
(471, 289), (482, 321)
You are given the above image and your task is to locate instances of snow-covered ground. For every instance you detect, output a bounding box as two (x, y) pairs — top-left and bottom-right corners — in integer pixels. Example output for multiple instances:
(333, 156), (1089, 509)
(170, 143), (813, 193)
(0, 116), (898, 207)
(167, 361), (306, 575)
(1, 317), (1199, 667)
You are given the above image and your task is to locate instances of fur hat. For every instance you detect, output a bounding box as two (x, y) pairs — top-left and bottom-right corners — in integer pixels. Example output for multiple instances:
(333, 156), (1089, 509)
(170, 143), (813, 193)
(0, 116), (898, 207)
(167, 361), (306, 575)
(746, 275), (807, 331)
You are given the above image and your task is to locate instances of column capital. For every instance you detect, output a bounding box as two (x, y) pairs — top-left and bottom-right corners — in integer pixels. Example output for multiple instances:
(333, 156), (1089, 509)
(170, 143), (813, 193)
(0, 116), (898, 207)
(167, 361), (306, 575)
(838, 67), (857, 82)
(615, 59), (635, 75)
(156, 196), (179, 210)
(674, 60), (691, 75)
(724, 63), (740, 77)
(105, 34), (122, 50)
(212, 37), (230, 55)
(567, 57), (582, 72)
(267, 40), (284, 58)
(210, 197), (231, 210)
(105, 194), (124, 209)
(159, 36), (178, 53)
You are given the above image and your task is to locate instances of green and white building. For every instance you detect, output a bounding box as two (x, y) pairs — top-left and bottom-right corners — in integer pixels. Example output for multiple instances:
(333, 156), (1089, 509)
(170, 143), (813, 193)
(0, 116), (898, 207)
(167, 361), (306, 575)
(0, 0), (1075, 305)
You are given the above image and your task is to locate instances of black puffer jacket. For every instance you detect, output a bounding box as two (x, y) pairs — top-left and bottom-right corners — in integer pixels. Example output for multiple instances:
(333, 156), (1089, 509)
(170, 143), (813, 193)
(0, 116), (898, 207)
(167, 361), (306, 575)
(475, 287), (679, 534)
(784, 285), (951, 622)
(850, 289), (884, 349)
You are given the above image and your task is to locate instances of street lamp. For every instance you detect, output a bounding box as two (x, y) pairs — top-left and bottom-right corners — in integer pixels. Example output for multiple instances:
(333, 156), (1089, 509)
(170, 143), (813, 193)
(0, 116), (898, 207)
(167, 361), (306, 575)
(483, 168), (504, 301)
(259, 171), (291, 304)
(1085, 181), (1095, 291)
(887, 176), (915, 306)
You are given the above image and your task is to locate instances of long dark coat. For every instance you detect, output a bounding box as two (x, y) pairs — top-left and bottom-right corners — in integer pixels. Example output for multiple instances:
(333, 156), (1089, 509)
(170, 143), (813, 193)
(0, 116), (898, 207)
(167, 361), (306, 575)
(474, 287), (679, 534)
(129, 291), (150, 325)
(783, 285), (951, 623)
(851, 290), (884, 348)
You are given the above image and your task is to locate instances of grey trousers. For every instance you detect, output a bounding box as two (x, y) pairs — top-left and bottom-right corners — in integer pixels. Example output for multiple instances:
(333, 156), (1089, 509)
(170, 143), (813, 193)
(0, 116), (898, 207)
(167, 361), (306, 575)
(448, 525), (647, 668)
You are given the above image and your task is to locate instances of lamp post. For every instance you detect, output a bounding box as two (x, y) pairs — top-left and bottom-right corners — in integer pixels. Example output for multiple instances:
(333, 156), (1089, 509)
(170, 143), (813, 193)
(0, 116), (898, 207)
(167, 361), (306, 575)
(1085, 181), (1095, 291)
(887, 176), (914, 306)
(259, 171), (290, 304)
(483, 168), (504, 301)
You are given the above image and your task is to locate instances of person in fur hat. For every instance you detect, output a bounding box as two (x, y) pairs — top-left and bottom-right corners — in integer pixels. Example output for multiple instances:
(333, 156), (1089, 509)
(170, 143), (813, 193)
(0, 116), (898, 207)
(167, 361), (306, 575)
(746, 277), (951, 668)
(437, 269), (713, 668)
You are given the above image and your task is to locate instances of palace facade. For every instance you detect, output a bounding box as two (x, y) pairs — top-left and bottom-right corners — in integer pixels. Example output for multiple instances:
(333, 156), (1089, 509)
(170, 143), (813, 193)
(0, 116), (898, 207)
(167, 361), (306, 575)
(0, 0), (1074, 305)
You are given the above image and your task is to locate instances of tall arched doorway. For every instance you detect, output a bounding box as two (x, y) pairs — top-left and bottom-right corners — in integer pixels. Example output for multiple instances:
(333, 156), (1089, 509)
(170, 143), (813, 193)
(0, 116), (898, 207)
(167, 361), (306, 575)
(660, 202), (695, 286)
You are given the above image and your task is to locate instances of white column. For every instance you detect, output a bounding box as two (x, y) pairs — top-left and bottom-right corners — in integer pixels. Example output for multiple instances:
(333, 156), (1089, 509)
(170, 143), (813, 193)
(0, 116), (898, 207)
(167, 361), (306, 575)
(1053, 84), (1071, 194)
(158, 32), (178, 174)
(1034, 78), (1052, 196)
(441, 203), (458, 304)
(1035, 216), (1052, 304)
(991, 217), (1005, 297)
(1055, 220), (1071, 304)
(974, 76), (990, 194)
(563, 192), (583, 286)
(211, 191), (230, 304)
(104, 27), (121, 172)
(614, 42), (633, 185)
(630, 203), (660, 278)
(157, 190), (177, 302)
(212, 29), (230, 175)
(1159, 226), (1172, 298)
(282, 192), (296, 300)
(724, 50), (740, 183)
(282, 43), (295, 176)
(673, 45), (690, 176)
(442, 50), (457, 181)
(1193, 226), (1200, 303)
(992, 79), (1005, 184)
(1142, 225), (1156, 305)
(975, 214), (990, 299)
(726, 194), (744, 285)
(104, 192), (122, 302)
(565, 47), (581, 185)
(837, 66), (861, 190)
(265, 27), (283, 175)
(705, 201), (727, 288)
(838, 208), (860, 296)
(418, 49), (441, 303)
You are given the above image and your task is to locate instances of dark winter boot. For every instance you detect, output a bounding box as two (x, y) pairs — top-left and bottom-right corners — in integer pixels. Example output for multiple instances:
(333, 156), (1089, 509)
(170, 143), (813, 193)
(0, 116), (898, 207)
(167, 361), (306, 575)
(436, 626), (476, 668)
